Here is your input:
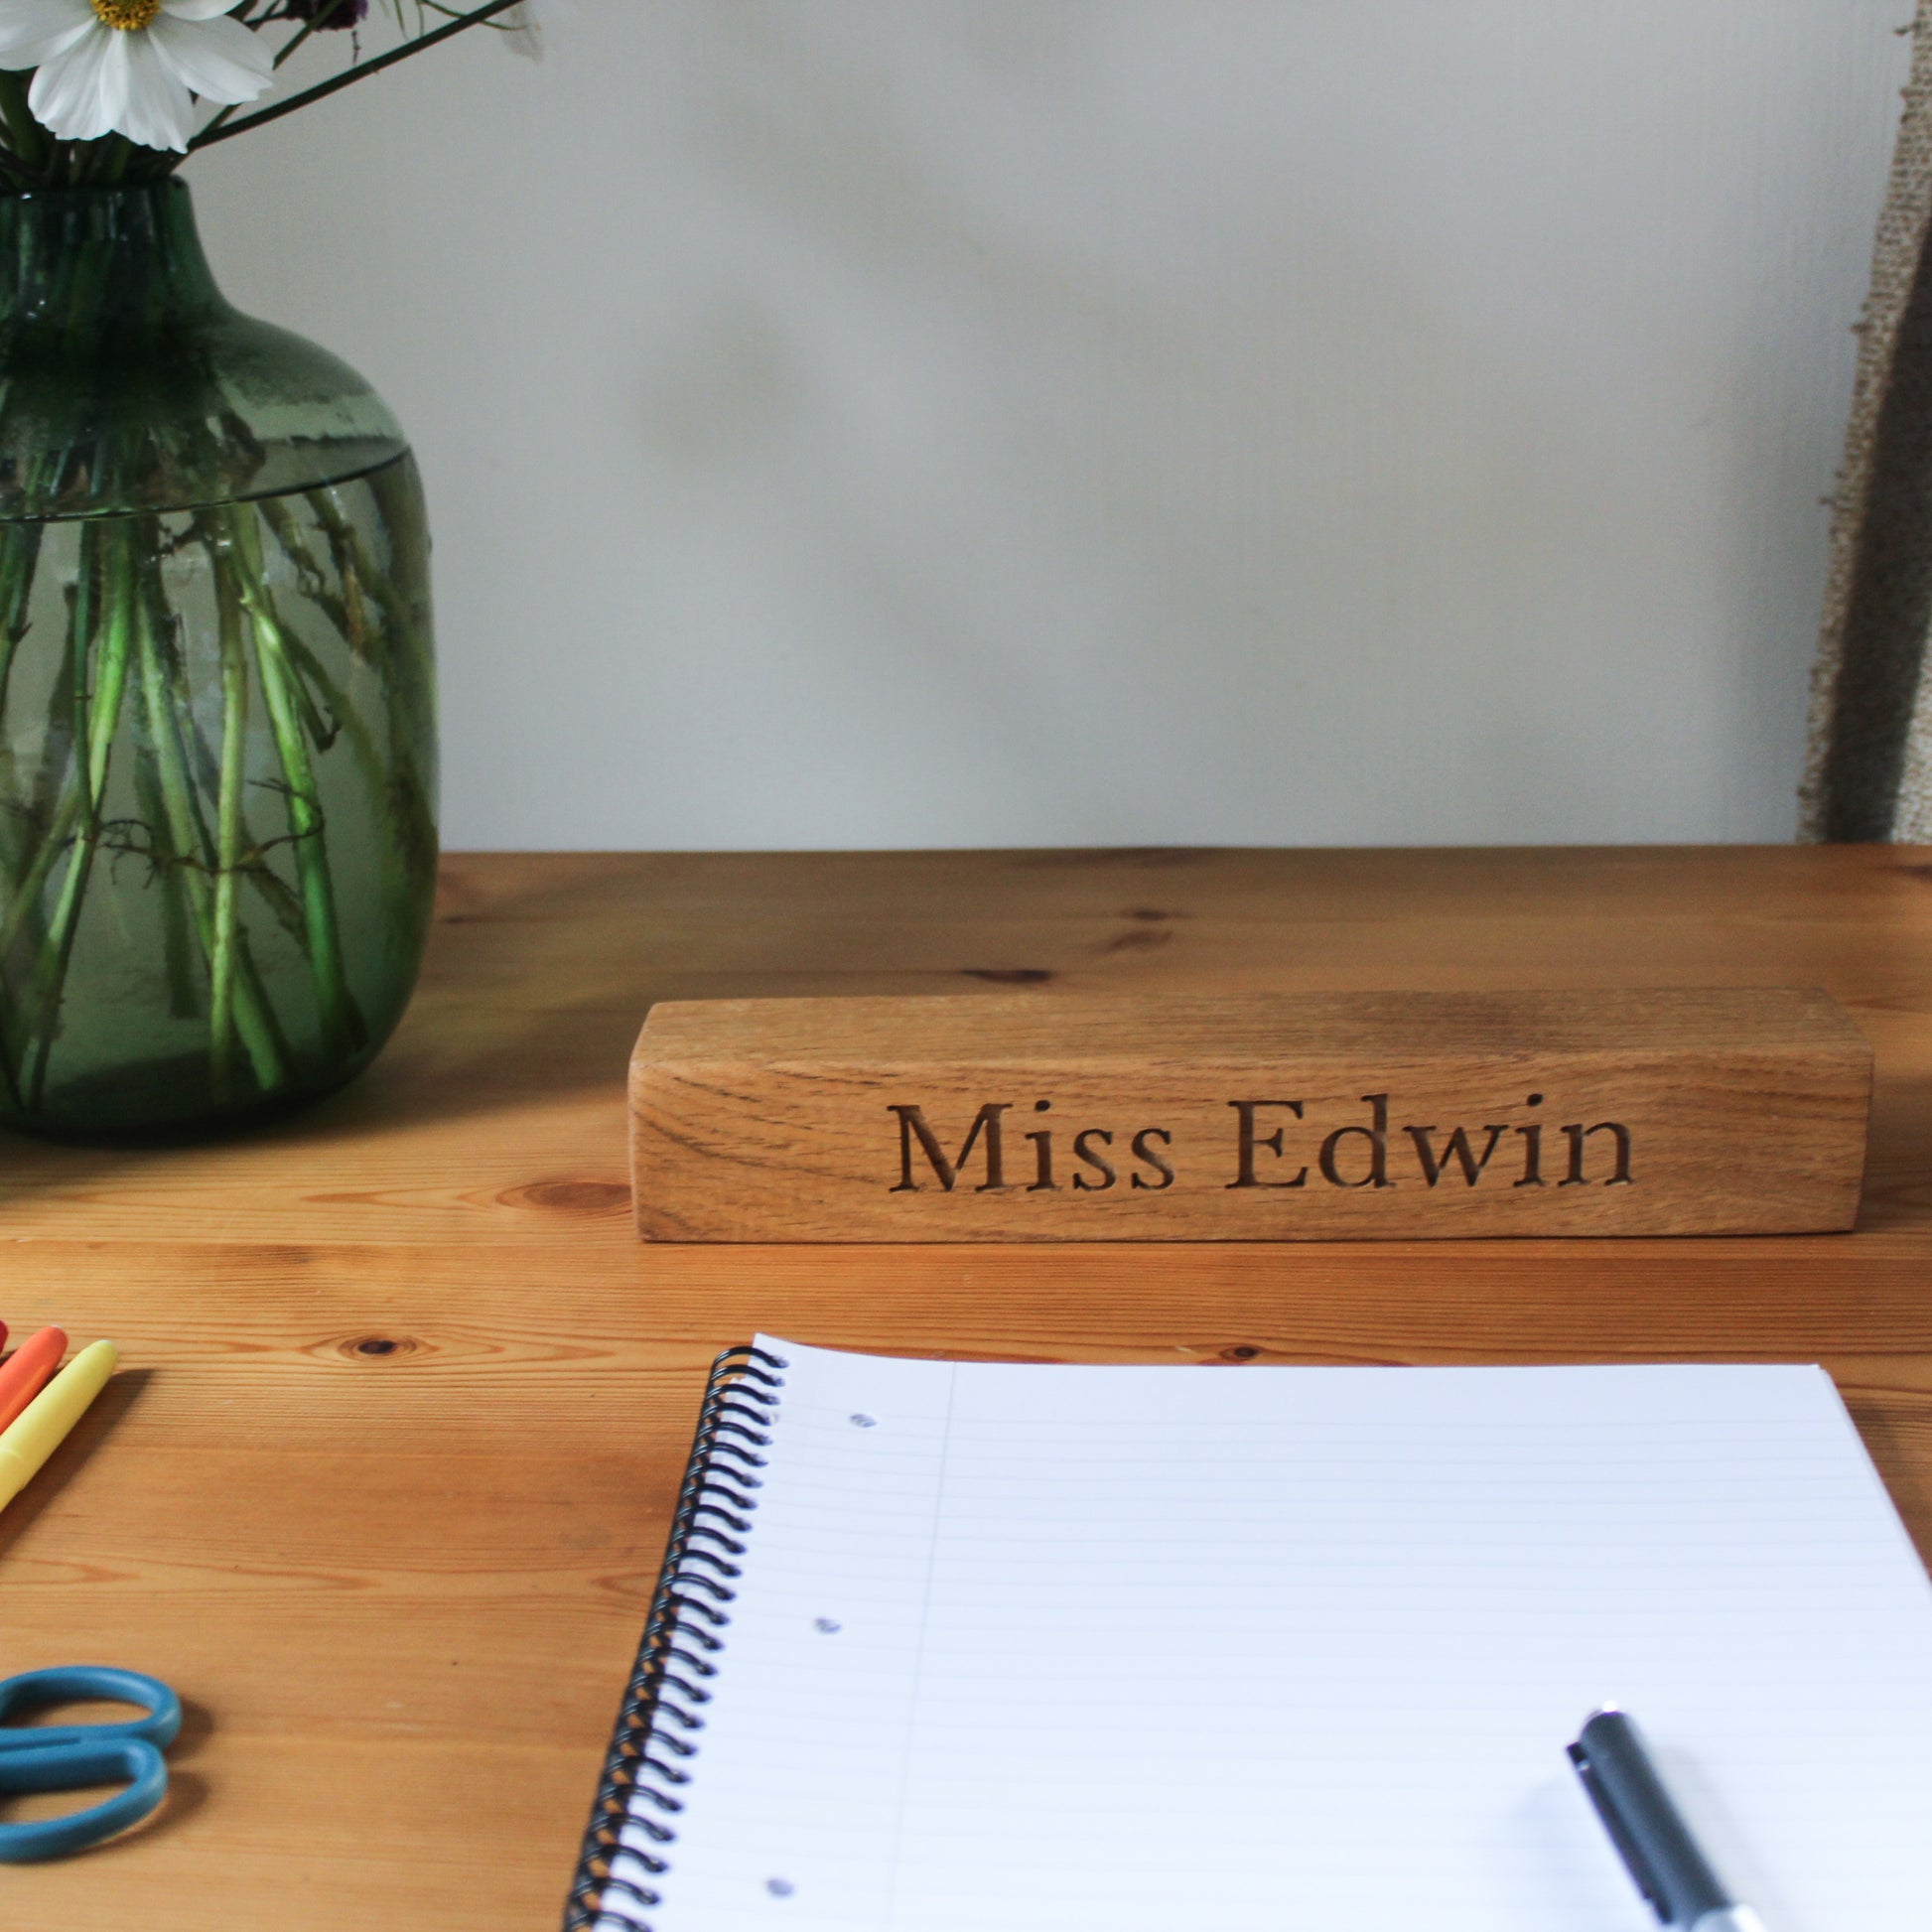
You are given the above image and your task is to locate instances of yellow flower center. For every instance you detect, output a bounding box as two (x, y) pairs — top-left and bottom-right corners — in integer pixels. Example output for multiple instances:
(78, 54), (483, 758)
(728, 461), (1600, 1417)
(91, 0), (161, 28)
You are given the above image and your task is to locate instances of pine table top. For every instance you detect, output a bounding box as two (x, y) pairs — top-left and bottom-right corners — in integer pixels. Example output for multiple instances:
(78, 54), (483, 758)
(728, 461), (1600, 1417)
(3, 845), (1930, 1932)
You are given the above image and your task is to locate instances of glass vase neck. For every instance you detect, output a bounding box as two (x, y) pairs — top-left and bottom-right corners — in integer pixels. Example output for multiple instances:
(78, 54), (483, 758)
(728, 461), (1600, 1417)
(0, 177), (406, 522)
(0, 182), (224, 335)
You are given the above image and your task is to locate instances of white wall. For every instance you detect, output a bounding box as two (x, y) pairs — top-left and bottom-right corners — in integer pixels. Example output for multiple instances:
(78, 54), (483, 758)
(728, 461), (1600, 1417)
(192, 2), (1910, 850)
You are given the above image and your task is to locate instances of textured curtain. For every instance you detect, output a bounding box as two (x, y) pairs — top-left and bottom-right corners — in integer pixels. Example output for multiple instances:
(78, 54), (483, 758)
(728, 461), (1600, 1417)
(1802, 8), (1932, 841)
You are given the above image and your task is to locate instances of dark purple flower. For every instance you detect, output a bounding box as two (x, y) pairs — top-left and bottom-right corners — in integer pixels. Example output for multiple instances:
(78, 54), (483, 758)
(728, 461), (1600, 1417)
(286, 0), (368, 28)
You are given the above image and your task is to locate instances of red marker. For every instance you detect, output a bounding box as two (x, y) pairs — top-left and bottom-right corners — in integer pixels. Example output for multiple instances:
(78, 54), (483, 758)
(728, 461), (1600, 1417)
(0, 1328), (65, 1434)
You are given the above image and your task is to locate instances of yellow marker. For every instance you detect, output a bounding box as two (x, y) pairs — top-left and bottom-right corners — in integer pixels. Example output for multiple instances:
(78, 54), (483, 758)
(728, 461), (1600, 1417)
(0, 1339), (117, 1511)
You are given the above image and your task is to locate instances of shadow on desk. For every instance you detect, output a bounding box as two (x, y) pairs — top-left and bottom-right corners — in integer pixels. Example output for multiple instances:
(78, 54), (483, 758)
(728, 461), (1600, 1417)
(1, 849), (1040, 1189)
(8, 846), (1927, 1229)
(0, 1366), (150, 1563)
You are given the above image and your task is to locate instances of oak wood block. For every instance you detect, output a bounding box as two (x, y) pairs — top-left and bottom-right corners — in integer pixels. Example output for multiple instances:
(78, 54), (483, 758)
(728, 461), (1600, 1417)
(629, 986), (1872, 1239)
(4, 846), (1932, 1932)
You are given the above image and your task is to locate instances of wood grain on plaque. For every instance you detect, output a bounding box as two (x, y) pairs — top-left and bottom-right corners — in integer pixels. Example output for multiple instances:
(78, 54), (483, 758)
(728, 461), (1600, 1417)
(629, 986), (1872, 1239)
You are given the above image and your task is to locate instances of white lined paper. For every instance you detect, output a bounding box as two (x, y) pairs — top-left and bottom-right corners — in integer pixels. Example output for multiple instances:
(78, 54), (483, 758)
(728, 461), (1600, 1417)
(627, 1343), (1932, 1931)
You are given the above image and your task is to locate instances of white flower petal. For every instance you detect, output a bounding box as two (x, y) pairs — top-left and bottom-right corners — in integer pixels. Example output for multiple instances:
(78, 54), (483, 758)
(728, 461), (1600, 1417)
(500, 0), (574, 61)
(27, 25), (119, 142)
(147, 10), (268, 104)
(110, 30), (192, 150)
(0, 0), (93, 71)
(497, 3), (537, 61)
(159, 0), (249, 20)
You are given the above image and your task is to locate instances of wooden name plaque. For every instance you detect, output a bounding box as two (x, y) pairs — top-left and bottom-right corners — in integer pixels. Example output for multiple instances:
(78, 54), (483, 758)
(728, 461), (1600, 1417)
(627, 987), (1871, 1241)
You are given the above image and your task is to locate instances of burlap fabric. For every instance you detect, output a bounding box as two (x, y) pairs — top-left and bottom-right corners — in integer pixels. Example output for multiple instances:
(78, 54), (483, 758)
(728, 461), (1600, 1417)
(1802, 7), (1932, 841)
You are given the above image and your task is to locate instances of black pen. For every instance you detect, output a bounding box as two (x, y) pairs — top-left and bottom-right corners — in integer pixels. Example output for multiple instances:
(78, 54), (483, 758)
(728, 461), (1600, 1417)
(1568, 1709), (1767, 1932)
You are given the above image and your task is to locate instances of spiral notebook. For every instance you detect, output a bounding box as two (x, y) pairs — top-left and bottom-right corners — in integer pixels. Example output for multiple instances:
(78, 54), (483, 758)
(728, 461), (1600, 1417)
(565, 1339), (1932, 1932)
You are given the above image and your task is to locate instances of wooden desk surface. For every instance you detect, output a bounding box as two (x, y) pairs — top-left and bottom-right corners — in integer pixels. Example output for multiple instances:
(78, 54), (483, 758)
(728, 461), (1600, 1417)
(3, 845), (1931, 1931)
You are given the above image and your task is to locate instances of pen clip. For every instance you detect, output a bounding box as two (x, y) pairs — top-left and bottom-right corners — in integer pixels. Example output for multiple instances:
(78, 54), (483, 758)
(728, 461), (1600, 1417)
(1569, 1739), (1671, 1923)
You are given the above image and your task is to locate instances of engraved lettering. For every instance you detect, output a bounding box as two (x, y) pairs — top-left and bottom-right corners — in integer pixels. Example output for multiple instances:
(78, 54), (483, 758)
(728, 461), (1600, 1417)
(1025, 1098), (1056, 1192)
(1071, 1128), (1117, 1191)
(1130, 1127), (1175, 1189)
(1318, 1093), (1393, 1188)
(1406, 1123), (1507, 1187)
(1560, 1121), (1633, 1186)
(888, 1090), (1630, 1202)
(889, 1102), (1011, 1191)
(1514, 1093), (1545, 1188)
(1227, 1100), (1308, 1188)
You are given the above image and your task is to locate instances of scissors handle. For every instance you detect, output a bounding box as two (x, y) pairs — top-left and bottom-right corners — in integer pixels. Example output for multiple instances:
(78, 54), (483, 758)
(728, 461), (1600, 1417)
(0, 1667), (180, 1861)
(0, 1738), (169, 1862)
(0, 1665), (180, 1750)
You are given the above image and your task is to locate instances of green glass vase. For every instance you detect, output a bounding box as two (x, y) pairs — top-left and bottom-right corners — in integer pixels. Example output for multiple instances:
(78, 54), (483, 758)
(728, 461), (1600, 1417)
(0, 181), (437, 1142)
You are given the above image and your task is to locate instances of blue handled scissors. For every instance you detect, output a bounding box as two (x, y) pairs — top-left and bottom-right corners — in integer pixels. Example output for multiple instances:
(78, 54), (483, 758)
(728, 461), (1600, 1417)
(0, 1666), (181, 1861)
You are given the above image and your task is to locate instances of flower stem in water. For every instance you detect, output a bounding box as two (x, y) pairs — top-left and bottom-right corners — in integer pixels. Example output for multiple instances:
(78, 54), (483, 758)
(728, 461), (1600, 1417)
(23, 518), (137, 1108)
(131, 568), (290, 1097)
(208, 504), (365, 1058)
(209, 547), (248, 1096)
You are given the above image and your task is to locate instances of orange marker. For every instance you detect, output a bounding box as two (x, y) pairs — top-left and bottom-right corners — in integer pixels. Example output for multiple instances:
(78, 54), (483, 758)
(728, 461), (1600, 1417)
(0, 1328), (65, 1434)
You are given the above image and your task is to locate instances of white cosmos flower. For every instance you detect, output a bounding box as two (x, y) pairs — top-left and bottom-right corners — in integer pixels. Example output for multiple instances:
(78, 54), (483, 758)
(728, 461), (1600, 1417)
(0, 0), (272, 154)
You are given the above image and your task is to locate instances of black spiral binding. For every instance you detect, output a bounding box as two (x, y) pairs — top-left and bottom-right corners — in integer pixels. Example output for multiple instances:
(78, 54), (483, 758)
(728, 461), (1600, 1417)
(562, 1343), (788, 1932)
